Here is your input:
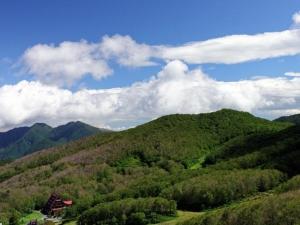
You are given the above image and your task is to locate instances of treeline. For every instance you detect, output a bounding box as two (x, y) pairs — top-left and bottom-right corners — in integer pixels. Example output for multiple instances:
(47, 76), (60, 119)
(78, 197), (176, 225)
(180, 189), (300, 225)
(161, 169), (285, 210)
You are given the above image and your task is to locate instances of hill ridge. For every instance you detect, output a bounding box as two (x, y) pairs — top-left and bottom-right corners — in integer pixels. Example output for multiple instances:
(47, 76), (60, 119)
(0, 121), (109, 160)
(274, 113), (300, 125)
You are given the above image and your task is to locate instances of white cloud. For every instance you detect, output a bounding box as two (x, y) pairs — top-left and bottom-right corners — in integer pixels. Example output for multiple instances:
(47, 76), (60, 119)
(1, 60), (300, 131)
(160, 30), (300, 64)
(97, 29), (300, 65)
(292, 11), (300, 27)
(285, 72), (300, 77)
(22, 29), (300, 86)
(21, 40), (112, 86)
(99, 34), (157, 67)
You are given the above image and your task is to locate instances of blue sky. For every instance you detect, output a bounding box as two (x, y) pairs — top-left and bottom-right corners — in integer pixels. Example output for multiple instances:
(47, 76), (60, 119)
(1, 0), (300, 86)
(0, 0), (300, 130)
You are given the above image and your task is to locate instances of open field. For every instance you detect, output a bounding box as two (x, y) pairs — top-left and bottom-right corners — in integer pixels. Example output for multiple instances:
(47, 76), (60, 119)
(157, 211), (202, 225)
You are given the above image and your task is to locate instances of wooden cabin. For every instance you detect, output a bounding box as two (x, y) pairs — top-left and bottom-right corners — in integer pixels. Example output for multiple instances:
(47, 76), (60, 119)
(42, 193), (72, 216)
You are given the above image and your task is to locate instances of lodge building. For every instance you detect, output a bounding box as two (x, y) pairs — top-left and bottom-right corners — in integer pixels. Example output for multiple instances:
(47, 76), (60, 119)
(42, 193), (73, 216)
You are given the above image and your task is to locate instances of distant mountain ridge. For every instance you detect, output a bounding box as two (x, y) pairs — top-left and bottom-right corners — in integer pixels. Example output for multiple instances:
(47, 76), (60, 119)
(274, 113), (300, 125)
(0, 121), (109, 160)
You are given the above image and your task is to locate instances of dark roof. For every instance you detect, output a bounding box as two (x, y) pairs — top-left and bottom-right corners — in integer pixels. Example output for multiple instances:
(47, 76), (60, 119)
(42, 193), (65, 215)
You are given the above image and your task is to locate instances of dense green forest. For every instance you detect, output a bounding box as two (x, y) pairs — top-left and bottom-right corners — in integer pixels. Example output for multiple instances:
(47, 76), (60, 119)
(0, 109), (299, 225)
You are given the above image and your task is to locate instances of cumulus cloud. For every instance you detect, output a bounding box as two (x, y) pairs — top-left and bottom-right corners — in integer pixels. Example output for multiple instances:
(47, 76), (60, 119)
(292, 11), (300, 27)
(285, 72), (300, 77)
(1, 60), (300, 131)
(22, 29), (300, 86)
(22, 40), (112, 86)
(99, 35), (158, 67)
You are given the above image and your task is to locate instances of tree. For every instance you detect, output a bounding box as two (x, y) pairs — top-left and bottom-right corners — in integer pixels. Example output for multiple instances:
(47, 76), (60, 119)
(127, 212), (146, 225)
(8, 210), (19, 225)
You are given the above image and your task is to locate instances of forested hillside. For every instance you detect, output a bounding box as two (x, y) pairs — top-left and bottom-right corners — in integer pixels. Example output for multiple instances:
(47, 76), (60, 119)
(274, 113), (300, 125)
(0, 109), (299, 225)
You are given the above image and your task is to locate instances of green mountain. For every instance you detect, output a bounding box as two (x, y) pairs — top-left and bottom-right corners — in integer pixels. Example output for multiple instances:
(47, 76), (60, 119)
(0, 121), (108, 160)
(274, 113), (300, 125)
(0, 126), (30, 149)
(94, 108), (288, 165)
(0, 109), (299, 225)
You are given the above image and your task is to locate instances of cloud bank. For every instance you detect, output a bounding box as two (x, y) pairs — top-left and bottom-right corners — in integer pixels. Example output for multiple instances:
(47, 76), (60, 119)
(22, 29), (300, 86)
(1, 60), (300, 131)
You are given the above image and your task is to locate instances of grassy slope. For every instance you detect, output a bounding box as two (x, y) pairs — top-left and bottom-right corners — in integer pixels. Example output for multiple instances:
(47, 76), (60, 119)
(157, 211), (203, 225)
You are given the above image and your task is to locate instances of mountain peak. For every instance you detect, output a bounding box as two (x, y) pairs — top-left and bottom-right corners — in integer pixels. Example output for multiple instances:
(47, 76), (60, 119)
(31, 123), (52, 128)
(0, 121), (107, 160)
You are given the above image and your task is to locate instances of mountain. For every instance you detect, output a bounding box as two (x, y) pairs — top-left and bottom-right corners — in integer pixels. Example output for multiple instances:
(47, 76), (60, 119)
(0, 121), (108, 160)
(274, 113), (300, 125)
(0, 126), (30, 149)
(101, 108), (288, 166)
(0, 109), (299, 225)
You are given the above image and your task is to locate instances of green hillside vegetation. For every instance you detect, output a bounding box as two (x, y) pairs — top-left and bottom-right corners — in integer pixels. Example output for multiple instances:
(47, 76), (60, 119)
(179, 189), (300, 225)
(0, 121), (107, 160)
(274, 113), (300, 125)
(0, 109), (299, 225)
(110, 109), (287, 164)
(161, 169), (285, 210)
(78, 197), (176, 225)
(205, 125), (300, 175)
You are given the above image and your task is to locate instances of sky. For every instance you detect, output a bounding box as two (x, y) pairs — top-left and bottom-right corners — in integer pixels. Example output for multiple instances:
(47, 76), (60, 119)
(0, 0), (300, 131)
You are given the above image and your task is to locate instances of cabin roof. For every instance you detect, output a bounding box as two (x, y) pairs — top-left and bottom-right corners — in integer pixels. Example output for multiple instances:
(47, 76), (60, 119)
(63, 200), (73, 206)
